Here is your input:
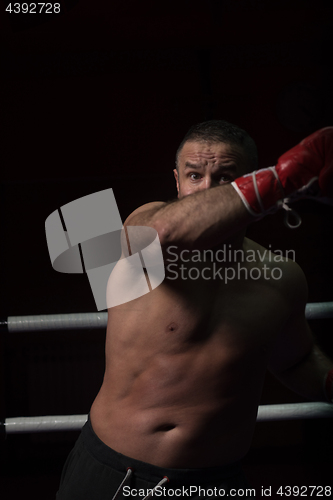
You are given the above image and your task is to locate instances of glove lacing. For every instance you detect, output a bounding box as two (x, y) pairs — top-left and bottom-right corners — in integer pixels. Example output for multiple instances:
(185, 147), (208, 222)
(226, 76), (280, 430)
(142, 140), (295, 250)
(252, 167), (302, 229)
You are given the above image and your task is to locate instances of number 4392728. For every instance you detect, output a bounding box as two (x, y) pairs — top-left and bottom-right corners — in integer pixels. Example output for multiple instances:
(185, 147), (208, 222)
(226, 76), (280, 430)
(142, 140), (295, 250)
(5, 3), (61, 14)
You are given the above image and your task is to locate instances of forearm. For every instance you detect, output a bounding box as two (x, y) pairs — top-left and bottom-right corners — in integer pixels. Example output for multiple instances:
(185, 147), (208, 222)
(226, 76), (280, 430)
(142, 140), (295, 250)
(274, 345), (333, 402)
(145, 184), (253, 249)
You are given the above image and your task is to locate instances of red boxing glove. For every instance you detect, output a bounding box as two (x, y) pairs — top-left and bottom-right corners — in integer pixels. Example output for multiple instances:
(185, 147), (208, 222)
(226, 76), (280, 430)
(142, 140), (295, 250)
(231, 127), (333, 228)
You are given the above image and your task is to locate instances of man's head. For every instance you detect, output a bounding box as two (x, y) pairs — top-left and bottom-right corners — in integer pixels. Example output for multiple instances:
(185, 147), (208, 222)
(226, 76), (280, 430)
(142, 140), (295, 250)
(174, 120), (258, 198)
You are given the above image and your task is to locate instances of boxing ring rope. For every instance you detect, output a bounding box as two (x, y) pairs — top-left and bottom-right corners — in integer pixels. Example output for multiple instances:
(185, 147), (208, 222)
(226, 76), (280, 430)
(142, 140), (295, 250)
(2, 302), (333, 332)
(2, 403), (333, 435)
(1, 301), (332, 436)
(1, 312), (108, 332)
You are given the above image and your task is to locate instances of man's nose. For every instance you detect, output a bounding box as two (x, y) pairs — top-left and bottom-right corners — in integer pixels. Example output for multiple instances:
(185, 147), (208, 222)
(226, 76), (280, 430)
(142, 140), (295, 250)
(201, 176), (218, 190)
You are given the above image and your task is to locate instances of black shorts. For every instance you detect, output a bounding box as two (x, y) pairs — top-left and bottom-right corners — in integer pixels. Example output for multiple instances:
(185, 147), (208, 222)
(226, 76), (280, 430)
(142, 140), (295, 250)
(56, 417), (255, 499)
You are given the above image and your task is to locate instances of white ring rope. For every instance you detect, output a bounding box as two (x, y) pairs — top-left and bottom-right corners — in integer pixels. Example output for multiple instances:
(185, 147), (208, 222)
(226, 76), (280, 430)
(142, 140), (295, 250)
(305, 302), (333, 320)
(5, 302), (333, 332)
(3, 414), (88, 434)
(256, 402), (333, 421)
(6, 312), (108, 332)
(3, 403), (333, 434)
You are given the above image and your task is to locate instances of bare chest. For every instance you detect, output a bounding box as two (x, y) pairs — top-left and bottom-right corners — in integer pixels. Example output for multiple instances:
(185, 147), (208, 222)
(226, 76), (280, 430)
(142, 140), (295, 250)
(108, 257), (289, 361)
(160, 258), (288, 346)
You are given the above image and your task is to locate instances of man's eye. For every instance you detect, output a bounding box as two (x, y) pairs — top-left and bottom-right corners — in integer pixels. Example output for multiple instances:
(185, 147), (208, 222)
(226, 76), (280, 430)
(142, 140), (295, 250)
(190, 173), (200, 180)
(220, 176), (231, 183)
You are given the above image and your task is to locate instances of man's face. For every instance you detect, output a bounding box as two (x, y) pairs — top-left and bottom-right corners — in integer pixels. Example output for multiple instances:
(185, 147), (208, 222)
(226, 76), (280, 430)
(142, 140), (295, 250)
(174, 140), (248, 199)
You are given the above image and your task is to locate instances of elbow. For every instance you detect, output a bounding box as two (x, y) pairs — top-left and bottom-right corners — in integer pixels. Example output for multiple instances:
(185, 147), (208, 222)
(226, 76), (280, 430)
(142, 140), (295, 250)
(152, 218), (173, 248)
(153, 218), (200, 250)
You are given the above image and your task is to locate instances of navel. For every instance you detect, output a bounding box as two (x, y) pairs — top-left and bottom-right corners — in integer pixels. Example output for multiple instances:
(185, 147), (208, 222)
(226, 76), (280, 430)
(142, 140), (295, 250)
(157, 424), (177, 432)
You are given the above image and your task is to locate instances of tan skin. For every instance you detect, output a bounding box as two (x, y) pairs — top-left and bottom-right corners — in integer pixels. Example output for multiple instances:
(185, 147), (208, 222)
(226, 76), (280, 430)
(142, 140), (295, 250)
(90, 140), (332, 468)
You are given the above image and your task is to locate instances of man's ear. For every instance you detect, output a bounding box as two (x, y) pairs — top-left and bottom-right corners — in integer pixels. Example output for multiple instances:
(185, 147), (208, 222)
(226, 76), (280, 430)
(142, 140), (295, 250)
(173, 169), (180, 198)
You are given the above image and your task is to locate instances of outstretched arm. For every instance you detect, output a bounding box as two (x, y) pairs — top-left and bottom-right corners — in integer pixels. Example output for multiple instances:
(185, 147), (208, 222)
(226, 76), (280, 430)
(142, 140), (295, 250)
(268, 262), (333, 402)
(126, 127), (333, 250)
(125, 186), (252, 250)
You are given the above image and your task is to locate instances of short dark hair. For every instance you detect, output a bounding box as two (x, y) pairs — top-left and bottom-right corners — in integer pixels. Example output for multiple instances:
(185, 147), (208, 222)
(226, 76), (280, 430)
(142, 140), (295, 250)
(175, 120), (258, 173)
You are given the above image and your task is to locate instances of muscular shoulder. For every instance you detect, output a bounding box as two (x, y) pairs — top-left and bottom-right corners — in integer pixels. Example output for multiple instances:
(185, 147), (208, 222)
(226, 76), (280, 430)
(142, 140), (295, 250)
(279, 257), (308, 312)
(244, 238), (308, 309)
(124, 201), (166, 227)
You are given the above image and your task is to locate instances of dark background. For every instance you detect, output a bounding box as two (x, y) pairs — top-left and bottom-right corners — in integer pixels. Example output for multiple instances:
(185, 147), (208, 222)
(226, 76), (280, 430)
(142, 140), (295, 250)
(1, 1), (333, 498)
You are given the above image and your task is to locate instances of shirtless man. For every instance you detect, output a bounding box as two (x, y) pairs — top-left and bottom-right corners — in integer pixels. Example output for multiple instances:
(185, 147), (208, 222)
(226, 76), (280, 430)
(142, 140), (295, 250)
(56, 121), (333, 500)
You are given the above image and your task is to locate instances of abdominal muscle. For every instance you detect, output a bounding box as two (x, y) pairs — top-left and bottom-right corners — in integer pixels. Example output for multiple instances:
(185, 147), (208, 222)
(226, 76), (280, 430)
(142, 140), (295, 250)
(90, 274), (275, 468)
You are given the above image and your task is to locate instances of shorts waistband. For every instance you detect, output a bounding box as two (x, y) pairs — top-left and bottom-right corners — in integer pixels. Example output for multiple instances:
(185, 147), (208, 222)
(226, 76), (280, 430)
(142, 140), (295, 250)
(81, 416), (243, 485)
